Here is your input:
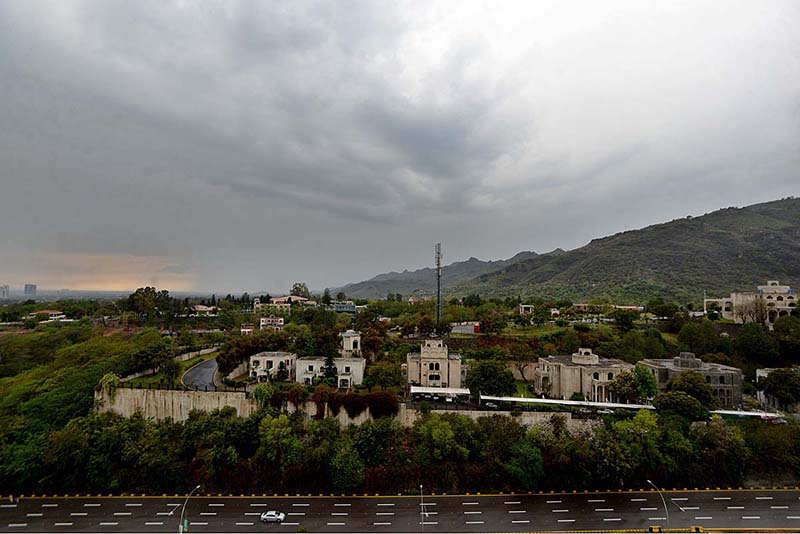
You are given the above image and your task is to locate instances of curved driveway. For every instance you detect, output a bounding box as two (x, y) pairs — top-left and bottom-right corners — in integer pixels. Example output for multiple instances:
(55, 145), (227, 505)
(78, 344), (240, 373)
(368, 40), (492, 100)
(182, 358), (218, 391)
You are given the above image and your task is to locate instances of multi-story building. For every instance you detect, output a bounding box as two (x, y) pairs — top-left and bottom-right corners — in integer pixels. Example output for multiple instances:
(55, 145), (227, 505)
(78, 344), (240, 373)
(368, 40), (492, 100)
(533, 348), (633, 402)
(704, 281), (796, 327)
(406, 339), (463, 388)
(340, 330), (361, 356)
(519, 304), (534, 316)
(639, 352), (743, 408)
(253, 297), (292, 315)
(28, 309), (66, 322)
(0, 285), (9, 299)
(259, 315), (285, 331)
(240, 324), (255, 336)
(191, 305), (218, 317)
(249, 351), (297, 382)
(296, 357), (365, 388)
(24, 284), (36, 297)
(327, 301), (357, 313)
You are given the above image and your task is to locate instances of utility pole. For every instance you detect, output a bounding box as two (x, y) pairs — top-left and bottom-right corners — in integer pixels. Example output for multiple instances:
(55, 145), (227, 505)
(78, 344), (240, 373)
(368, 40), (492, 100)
(435, 243), (442, 332)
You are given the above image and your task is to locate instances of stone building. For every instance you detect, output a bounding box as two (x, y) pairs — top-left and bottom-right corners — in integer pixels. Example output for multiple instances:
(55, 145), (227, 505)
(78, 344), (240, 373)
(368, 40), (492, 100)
(296, 357), (365, 388)
(639, 352), (743, 408)
(340, 330), (361, 356)
(704, 280), (796, 327)
(406, 339), (463, 388)
(533, 348), (633, 402)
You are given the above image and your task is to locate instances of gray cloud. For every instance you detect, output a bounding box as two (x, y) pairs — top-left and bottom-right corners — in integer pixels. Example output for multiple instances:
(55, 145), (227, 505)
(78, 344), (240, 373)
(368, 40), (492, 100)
(0, 0), (798, 292)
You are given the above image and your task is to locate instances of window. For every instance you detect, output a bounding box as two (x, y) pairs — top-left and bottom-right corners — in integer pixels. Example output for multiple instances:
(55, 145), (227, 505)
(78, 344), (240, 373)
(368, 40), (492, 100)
(344, 366), (351, 373)
(307, 365), (314, 372)
(266, 361), (273, 369)
(607, 372), (613, 380)
(428, 374), (440, 381)
(593, 372), (599, 380)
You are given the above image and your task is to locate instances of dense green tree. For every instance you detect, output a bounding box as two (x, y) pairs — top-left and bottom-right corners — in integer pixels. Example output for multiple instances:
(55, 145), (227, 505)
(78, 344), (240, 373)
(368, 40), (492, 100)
(465, 359), (516, 396)
(330, 439), (365, 491)
(773, 316), (800, 361)
(365, 362), (404, 390)
(666, 370), (720, 409)
(762, 368), (800, 408)
(609, 309), (639, 332)
(653, 391), (709, 421)
(735, 323), (780, 363)
(290, 283), (311, 299)
(608, 366), (657, 403)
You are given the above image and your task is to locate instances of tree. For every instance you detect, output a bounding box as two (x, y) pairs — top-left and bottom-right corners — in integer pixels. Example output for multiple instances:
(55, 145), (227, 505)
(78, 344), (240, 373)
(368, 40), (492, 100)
(463, 294), (483, 307)
(653, 391), (709, 420)
(773, 316), (800, 361)
(735, 323), (779, 363)
(252, 383), (278, 409)
(276, 361), (289, 382)
(647, 298), (679, 319)
(321, 289), (332, 305)
(290, 283), (311, 299)
(736, 299), (768, 326)
(365, 362), (404, 390)
(762, 368), (800, 408)
(677, 320), (718, 356)
(465, 360), (516, 396)
(330, 439), (365, 491)
(609, 309), (639, 332)
(336, 292), (347, 302)
(608, 366), (657, 404)
(666, 370), (719, 409)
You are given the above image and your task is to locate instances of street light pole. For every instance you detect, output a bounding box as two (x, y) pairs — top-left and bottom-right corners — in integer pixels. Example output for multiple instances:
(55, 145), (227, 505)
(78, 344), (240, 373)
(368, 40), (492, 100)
(646, 479), (669, 528)
(177, 484), (201, 534)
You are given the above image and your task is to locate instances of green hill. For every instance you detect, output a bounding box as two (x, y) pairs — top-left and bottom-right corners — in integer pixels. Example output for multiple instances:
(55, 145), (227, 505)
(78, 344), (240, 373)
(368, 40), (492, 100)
(455, 197), (800, 304)
(337, 197), (800, 304)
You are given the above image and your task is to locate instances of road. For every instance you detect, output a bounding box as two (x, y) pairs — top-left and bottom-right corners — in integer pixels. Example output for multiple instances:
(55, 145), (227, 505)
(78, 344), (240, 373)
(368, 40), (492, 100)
(3, 489), (800, 532)
(182, 358), (218, 391)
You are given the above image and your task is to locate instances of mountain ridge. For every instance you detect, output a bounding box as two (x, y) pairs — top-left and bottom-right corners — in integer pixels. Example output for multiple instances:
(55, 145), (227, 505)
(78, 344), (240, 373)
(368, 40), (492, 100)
(335, 197), (800, 303)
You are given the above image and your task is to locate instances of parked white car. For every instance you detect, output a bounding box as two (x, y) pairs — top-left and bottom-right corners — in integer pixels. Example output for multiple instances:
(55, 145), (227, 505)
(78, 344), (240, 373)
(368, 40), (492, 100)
(260, 511), (286, 523)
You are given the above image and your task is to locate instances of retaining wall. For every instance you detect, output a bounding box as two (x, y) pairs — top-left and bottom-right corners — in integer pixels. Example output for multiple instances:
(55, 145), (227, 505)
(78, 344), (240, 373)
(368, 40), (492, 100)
(119, 347), (218, 383)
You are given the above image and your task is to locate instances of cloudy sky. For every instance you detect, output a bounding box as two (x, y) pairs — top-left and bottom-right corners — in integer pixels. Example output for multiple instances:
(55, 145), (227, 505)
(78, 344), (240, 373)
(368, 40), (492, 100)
(1, 1), (798, 293)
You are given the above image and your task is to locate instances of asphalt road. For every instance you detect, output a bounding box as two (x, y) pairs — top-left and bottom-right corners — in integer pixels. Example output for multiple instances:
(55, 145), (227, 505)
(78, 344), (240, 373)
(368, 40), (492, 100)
(182, 358), (218, 391)
(3, 489), (800, 532)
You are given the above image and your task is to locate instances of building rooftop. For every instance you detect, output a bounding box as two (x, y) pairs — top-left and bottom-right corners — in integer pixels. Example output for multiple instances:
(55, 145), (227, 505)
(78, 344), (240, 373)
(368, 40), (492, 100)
(640, 352), (741, 373)
(251, 351), (295, 358)
(541, 351), (629, 368)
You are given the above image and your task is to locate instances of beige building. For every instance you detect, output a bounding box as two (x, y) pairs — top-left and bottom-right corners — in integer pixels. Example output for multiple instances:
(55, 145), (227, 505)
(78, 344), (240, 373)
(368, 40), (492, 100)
(704, 281), (796, 327)
(639, 352), (743, 408)
(259, 315), (285, 331)
(533, 348), (633, 402)
(406, 339), (463, 388)
(340, 330), (361, 356)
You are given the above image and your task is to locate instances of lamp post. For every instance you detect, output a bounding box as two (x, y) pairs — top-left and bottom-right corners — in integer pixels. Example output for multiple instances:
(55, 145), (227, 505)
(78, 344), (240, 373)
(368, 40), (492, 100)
(174, 484), (201, 534)
(646, 479), (669, 528)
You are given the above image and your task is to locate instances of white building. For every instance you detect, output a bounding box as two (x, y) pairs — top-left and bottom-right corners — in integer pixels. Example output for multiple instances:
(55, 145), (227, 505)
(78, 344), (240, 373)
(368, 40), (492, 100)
(250, 351), (297, 382)
(259, 315), (285, 331)
(519, 304), (534, 316)
(0, 285), (9, 299)
(533, 348), (633, 402)
(28, 310), (66, 322)
(192, 305), (218, 317)
(704, 281), (797, 326)
(406, 339), (463, 388)
(296, 356), (365, 389)
(340, 330), (361, 356)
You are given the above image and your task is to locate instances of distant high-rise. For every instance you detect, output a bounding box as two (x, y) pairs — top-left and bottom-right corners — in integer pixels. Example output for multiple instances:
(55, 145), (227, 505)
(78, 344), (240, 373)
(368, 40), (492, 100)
(24, 284), (37, 297)
(0, 285), (9, 299)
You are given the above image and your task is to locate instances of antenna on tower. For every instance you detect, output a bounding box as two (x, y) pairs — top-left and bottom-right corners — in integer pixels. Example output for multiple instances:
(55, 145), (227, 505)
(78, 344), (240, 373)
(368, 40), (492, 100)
(435, 243), (442, 332)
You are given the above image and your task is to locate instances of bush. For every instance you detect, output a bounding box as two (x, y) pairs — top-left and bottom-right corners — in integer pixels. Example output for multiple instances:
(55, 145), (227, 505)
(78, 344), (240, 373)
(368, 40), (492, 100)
(366, 391), (399, 419)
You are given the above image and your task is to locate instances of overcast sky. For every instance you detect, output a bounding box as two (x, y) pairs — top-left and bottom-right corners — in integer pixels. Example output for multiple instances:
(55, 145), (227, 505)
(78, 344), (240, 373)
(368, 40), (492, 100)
(1, 1), (798, 293)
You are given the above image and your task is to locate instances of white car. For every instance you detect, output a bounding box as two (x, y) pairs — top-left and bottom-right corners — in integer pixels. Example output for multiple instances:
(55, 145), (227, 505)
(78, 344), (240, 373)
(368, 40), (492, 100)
(260, 511), (286, 523)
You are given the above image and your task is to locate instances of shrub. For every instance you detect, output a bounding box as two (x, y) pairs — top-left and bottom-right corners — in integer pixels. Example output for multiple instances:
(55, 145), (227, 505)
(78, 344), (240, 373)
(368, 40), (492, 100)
(366, 391), (399, 419)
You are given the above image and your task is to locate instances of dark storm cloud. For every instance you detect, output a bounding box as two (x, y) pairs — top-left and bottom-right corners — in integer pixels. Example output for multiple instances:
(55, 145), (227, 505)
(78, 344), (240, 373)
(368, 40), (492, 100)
(0, 1), (798, 292)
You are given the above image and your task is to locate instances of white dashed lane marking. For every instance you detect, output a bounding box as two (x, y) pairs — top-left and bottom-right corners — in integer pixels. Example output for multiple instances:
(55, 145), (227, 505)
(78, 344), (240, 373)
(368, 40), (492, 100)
(649, 517), (667, 521)
(334, 503), (351, 507)
(200, 512), (216, 516)
(113, 512), (131, 516)
(462, 502), (479, 506)
(327, 522), (346, 526)
(69, 512), (87, 516)
(463, 511), (482, 515)
(603, 518), (622, 522)
(292, 503), (310, 507)
(557, 519), (576, 523)
(727, 506), (744, 510)
(420, 522), (438, 526)
(331, 512), (348, 516)
(630, 498), (647, 502)
(250, 503), (267, 507)
(546, 500), (562, 504)
(375, 512), (394, 516)
(54, 522), (73, 527)
(376, 503), (395, 507)
(511, 520), (530, 524)
(595, 508), (614, 512)
(695, 517), (713, 520)
(508, 510), (526, 514)
(287, 512), (306, 516)
(713, 497), (731, 501)
(156, 512), (171, 516)
(26, 514), (43, 518)
(684, 507), (700, 510)
(672, 498), (689, 501)
(504, 501), (521, 505)
(145, 522), (163, 526)
(755, 496), (773, 500)
(588, 499), (605, 503)
(742, 516), (761, 520)
(244, 513), (261, 516)
(640, 507), (658, 511)
(125, 503), (143, 507)
(236, 522), (254, 526)
(373, 522), (392, 526)
(99, 522), (118, 526)
(552, 509), (569, 513)
(42, 504), (58, 508)
(0, 505), (18, 509)
(772, 506), (790, 510)
(465, 521), (484, 525)
(191, 522), (208, 526)
(7, 524), (27, 528)
(788, 516), (800, 519)
(83, 503), (101, 508)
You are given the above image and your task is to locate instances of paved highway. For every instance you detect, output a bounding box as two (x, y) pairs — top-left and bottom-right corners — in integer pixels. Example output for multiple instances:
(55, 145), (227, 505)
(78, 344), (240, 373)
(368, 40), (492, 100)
(3, 489), (800, 532)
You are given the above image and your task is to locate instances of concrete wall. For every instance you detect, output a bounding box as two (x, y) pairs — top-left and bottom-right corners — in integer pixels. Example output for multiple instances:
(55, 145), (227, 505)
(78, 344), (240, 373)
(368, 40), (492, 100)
(96, 388), (598, 432)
